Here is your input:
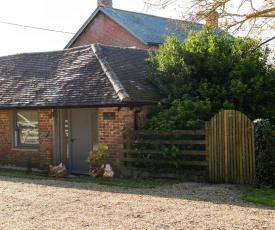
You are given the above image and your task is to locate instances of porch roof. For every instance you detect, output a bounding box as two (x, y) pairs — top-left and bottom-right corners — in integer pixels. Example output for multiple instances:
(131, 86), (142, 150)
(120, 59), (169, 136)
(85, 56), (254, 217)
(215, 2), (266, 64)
(0, 44), (161, 109)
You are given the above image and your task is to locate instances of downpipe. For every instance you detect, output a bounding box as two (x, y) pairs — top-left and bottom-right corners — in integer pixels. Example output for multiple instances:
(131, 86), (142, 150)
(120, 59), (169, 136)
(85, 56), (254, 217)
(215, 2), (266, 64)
(134, 106), (143, 130)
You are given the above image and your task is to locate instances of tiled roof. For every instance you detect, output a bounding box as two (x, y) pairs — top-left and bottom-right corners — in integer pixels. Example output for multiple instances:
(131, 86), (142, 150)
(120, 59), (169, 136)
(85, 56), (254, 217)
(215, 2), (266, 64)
(65, 6), (204, 48)
(0, 44), (160, 109)
(99, 44), (161, 104)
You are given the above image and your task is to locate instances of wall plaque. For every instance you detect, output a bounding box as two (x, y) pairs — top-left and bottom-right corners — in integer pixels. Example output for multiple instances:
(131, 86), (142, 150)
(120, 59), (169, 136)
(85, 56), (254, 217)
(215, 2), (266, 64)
(103, 112), (115, 120)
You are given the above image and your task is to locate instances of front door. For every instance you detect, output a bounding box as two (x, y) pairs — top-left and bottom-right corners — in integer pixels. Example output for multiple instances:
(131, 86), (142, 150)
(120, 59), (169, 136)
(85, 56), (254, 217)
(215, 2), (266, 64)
(70, 108), (97, 174)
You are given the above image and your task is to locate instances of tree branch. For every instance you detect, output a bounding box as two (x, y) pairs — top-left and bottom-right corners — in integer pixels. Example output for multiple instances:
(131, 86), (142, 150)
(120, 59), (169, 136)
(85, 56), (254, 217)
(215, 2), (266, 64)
(245, 7), (275, 19)
(251, 36), (275, 52)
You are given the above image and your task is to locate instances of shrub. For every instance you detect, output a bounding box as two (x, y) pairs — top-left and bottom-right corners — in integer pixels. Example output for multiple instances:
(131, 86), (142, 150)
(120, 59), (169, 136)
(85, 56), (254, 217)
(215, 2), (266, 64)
(86, 143), (109, 167)
(253, 119), (274, 187)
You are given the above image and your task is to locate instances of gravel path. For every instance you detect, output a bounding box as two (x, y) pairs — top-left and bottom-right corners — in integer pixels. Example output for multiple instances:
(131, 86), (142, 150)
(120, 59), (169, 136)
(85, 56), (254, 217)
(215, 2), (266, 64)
(0, 176), (274, 229)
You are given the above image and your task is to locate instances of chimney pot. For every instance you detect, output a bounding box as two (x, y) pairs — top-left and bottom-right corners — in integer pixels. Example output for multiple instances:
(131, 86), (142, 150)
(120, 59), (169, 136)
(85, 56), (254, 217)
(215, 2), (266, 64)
(206, 11), (219, 28)
(98, 0), (112, 7)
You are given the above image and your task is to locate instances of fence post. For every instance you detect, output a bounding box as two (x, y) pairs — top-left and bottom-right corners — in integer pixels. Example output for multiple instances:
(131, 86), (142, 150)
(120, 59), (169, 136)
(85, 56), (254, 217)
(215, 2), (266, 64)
(205, 121), (210, 181)
(122, 128), (133, 176)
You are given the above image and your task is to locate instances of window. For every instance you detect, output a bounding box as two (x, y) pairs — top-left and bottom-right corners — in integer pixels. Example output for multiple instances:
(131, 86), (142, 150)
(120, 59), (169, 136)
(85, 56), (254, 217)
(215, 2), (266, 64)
(14, 110), (39, 147)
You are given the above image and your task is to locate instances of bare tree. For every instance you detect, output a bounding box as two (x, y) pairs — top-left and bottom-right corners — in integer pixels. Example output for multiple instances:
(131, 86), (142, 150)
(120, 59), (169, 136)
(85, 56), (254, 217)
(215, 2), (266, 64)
(144, 0), (275, 48)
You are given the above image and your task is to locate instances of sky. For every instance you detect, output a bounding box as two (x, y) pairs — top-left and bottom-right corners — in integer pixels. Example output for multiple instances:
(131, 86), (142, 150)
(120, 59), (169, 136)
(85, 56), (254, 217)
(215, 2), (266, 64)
(0, 0), (274, 58)
(0, 0), (181, 56)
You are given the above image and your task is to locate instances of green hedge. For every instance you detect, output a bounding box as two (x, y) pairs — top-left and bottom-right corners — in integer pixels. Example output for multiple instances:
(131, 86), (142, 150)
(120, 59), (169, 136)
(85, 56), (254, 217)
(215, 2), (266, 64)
(253, 119), (274, 187)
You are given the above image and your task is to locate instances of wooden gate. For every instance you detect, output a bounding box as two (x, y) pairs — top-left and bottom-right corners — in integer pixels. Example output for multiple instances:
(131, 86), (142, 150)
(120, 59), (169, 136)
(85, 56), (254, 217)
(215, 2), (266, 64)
(207, 110), (255, 184)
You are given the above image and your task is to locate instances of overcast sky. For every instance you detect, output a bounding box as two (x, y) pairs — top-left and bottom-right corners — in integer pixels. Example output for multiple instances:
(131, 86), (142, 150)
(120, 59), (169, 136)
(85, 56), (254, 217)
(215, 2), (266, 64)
(0, 0), (182, 56)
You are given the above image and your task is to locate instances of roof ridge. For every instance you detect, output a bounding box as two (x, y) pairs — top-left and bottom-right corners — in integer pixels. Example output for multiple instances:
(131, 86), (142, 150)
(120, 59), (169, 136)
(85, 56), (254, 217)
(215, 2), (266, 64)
(0, 45), (92, 60)
(96, 43), (148, 51)
(102, 6), (187, 22)
(91, 43), (131, 102)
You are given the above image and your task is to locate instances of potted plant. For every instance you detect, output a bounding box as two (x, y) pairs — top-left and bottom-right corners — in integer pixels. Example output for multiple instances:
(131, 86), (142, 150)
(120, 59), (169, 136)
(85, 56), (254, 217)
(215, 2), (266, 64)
(86, 143), (109, 178)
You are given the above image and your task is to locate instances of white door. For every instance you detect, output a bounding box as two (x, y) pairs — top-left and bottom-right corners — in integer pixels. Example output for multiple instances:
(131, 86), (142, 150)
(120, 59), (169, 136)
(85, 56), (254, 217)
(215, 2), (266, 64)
(70, 108), (93, 174)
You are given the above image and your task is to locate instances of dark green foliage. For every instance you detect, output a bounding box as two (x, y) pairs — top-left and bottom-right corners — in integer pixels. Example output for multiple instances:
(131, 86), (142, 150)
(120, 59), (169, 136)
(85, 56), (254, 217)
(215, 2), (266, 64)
(146, 26), (275, 130)
(253, 119), (274, 187)
(147, 98), (211, 130)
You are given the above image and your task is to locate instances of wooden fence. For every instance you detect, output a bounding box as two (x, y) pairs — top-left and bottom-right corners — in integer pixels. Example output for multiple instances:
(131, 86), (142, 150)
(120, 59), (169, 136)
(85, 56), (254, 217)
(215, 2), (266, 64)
(207, 110), (255, 184)
(122, 110), (259, 184)
(122, 130), (208, 179)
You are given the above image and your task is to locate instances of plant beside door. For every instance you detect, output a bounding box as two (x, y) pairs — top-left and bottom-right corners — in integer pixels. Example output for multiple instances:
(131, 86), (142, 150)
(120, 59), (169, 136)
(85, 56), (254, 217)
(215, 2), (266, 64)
(86, 143), (114, 178)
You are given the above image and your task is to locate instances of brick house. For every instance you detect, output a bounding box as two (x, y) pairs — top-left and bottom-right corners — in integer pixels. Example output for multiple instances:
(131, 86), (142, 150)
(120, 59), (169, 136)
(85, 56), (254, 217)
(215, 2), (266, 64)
(0, 1), (220, 175)
(0, 44), (160, 174)
(65, 0), (206, 50)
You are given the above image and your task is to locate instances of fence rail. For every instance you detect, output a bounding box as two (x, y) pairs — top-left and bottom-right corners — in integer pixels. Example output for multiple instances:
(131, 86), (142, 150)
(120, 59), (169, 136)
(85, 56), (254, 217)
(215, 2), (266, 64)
(122, 129), (208, 179)
(122, 110), (264, 184)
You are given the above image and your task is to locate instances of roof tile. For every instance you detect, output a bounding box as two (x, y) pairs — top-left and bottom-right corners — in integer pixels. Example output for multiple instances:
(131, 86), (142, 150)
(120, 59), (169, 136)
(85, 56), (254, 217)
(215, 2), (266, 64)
(0, 44), (160, 109)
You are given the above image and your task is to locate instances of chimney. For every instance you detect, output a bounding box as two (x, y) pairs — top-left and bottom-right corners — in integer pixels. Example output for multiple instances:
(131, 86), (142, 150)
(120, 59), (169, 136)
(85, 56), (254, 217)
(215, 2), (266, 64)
(206, 11), (219, 28)
(98, 0), (112, 7)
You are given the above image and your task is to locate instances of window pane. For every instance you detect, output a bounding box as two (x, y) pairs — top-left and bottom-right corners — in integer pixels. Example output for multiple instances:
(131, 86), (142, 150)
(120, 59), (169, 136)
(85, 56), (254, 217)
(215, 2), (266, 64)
(18, 128), (39, 144)
(17, 111), (38, 128)
(16, 110), (39, 146)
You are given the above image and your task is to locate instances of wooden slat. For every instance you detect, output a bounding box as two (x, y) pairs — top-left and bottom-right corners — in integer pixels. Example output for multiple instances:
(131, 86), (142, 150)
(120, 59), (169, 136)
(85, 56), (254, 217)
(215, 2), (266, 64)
(224, 110), (228, 183)
(122, 168), (185, 179)
(232, 110), (237, 183)
(124, 130), (207, 135)
(123, 157), (209, 166)
(246, 117), (251, 184)
(122, 139), (207, 145)
(218, 110), (223, 182)
(228, 110), (234, 183)
(122, 110), (255, 183)
(122, 128), (208, 179)
(243, 114), (247, 182)
(122, 149), (207, 156)
(208, 110), (255, 185)
(213, 114), (217, 182)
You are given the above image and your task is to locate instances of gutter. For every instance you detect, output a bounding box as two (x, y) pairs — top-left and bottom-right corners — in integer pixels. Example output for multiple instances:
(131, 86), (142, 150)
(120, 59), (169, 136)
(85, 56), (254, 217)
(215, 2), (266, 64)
(0, 101), (158, 111)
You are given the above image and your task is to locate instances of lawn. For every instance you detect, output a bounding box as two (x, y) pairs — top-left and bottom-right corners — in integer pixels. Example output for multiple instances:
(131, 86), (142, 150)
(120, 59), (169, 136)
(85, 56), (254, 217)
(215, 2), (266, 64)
(239, 186), (275, 207)
(0, 169), (179, 189)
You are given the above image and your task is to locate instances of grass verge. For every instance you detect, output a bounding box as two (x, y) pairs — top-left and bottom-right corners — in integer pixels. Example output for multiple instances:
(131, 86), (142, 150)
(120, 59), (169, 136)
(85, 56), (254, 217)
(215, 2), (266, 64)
(0, 169), (179, 189)
(239, 186), (275, 207)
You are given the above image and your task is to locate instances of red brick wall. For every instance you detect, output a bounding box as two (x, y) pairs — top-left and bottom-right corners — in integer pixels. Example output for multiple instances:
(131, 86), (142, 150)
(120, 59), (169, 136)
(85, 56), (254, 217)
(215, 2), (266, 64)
(0, 109), (54, 169)
(0, 107), (154, 173)
(38, 109), (54, 169)
(0, 111), (12, 164)
(71, 12), (158, 50)
(98, 106), (154, 173)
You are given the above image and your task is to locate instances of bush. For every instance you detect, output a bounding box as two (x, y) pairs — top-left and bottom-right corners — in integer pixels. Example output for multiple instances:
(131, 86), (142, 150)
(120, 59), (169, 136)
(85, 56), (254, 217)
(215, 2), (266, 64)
(146, 26), (275, 131)
(86, 143), (109, 167)
(253, 119), (274, 187)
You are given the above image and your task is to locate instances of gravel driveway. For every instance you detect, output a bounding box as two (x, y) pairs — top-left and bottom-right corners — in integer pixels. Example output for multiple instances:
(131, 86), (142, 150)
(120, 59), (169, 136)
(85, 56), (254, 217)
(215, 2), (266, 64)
(0, 176), (274, 229)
